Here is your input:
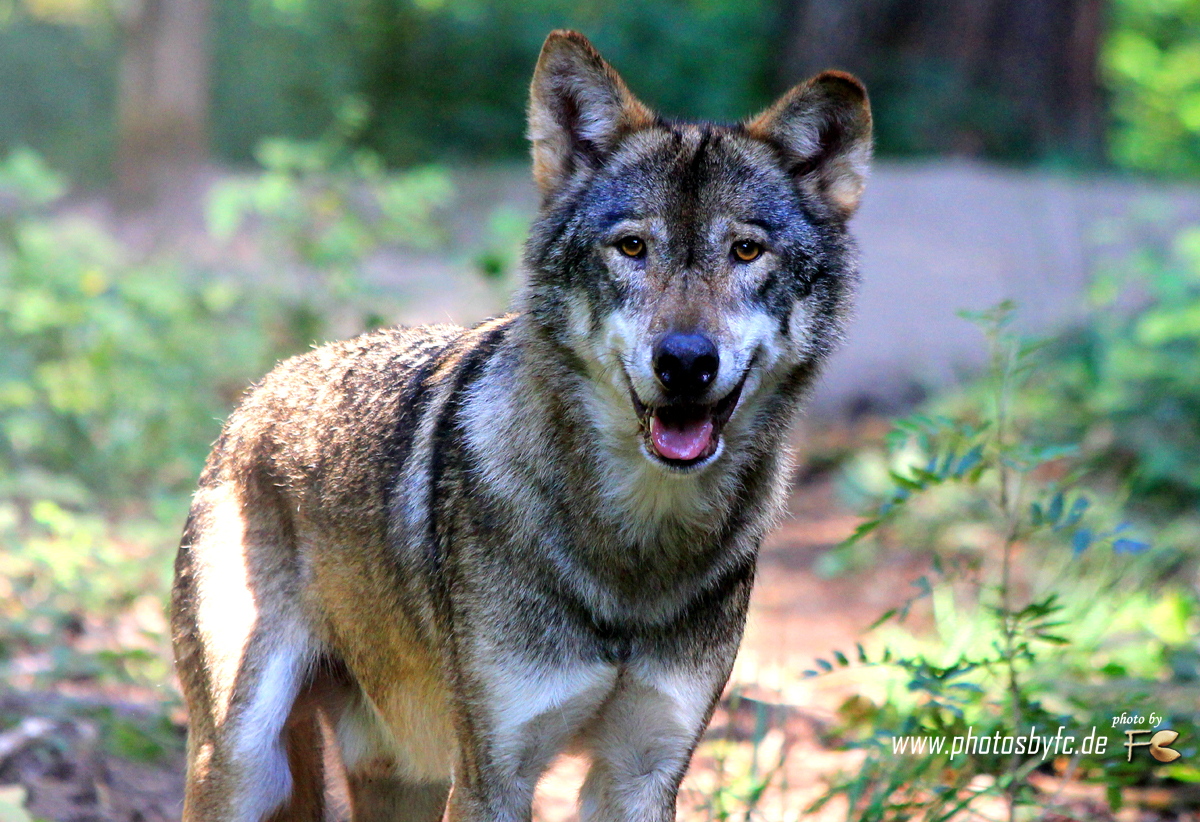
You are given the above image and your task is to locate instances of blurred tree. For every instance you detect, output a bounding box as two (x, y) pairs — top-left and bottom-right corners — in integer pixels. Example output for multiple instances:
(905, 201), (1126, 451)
(1104, 0), (1200, 176)
(114, 0), (210, 207)
(0, 9), (116, 183)
(15, 0), (1189, 178)
(777, 0), (1107, 163)
(344, 0), (776, 166)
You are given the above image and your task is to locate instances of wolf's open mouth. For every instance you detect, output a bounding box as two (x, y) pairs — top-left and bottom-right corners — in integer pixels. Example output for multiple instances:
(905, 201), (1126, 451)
(629, 372), (748, 468)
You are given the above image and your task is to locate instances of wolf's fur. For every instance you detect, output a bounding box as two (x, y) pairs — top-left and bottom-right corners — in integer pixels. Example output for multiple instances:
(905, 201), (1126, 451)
(171, 30), (871, 822)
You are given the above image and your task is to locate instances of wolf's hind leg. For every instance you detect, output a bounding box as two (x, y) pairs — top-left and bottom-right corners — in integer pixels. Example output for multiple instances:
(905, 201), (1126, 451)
(333, 684), (451, 822)
(266, 707), (326, 822)
(173, 482), (324, 822)
(177, 624), (321, 821)
(346, 770), (449, 822)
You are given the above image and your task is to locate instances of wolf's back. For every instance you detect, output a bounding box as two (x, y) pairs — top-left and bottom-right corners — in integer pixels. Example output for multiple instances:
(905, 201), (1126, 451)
(189, 318), (516, 542)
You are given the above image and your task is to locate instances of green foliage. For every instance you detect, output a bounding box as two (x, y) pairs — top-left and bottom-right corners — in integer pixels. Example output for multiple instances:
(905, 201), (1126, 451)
(8, 0), (1200, 175)
(0, 130), (446, 509)
(350, 0), (777, 165)
(811, 304), (1190, 820)
(471, 204), (530, 283)
(0, 14), (116, 182)
(1016, 216), (1200, 511)
(210, 0), (371, 163)
(208, 98), (453, 286)
(98, 708), (183, 763)
(0, 151), (297, 505)
(0, 499), (174, 687)
(1105, 0), (1200, 175)
(0, 143), (447, 690)
(689, 690), (793, 822)
(1, 0), (777, 173)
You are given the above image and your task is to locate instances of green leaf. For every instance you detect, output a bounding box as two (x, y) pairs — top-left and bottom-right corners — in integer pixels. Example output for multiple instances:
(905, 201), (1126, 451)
(0, 147), (66, 206)
(1163, 763), (1200, 783)
(1029, 444), (1078, 463)
(888, 470), (924, 491)
(938, 449), (957, 477)
(868, 608), (898, 631)
(1072, 529), (1093, 556)
(953, 445), (984, 477)
(1107, 783), (1123, 811)
(910, 467), (940, 484)
(205, 181), (254, 239)
(1047, 492), (1064, 525)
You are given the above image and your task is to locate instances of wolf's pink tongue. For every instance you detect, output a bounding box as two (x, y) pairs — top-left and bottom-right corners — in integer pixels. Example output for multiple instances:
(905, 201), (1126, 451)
(650, 414), (714, 462)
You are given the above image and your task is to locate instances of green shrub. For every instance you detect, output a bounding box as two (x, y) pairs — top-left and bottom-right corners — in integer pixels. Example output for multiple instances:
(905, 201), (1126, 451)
(1105, 0), (1200, 175)
(0, 142), (448, 691)
(811, 305), (1196, 820)
(1012, 217), (1200, 512)
(0, 498), (174, 687)
(207, 98), (453, 297)
(0, 151), (293, 506)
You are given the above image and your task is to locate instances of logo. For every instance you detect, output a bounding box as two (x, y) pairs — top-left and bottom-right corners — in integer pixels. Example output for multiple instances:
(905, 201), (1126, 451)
(1124, 729), (1182, 762)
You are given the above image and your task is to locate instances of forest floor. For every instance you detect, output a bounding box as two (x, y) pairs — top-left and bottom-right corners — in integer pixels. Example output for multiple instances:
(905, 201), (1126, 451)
(1, 421), (1187, 822)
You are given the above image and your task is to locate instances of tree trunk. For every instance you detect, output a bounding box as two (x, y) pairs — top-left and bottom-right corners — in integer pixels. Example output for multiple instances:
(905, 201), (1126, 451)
(777, 0), (1106, 162)
(114, 0), (211, 209)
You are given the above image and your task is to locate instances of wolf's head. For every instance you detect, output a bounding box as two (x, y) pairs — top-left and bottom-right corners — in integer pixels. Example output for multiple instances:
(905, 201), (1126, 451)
(520, 31), (870, 476)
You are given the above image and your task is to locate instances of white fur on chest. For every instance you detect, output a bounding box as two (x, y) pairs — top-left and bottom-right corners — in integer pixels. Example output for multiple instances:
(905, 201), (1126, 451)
(481, 657), (619, 791)
(487, 659), (619, 740)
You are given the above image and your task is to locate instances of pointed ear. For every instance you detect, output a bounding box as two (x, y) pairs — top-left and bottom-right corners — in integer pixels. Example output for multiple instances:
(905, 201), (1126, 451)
(746, 71), (872, 220)
(527, 30), (654, 197)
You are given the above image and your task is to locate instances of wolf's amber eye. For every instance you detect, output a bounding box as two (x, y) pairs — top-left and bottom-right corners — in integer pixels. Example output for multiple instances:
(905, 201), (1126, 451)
(618, 236), (646, 258)
(732, 240), (762, 262)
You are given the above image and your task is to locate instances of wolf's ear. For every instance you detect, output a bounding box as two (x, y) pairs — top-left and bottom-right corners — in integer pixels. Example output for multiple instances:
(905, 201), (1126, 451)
(747, 72), (872, 220)
(528, 30), (654, 197)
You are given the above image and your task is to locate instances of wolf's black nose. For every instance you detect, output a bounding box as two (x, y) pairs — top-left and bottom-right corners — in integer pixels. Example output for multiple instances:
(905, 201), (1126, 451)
(654, 332), (719, 397)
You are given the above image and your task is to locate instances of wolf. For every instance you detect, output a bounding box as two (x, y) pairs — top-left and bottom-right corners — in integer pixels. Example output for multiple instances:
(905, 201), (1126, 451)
(170, 29), (871, 822)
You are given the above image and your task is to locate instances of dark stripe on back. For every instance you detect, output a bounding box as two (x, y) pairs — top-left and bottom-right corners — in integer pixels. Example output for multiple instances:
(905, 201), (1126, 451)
(415, 316), (512, 781)
(381, 346), (456, 504)
(424, 317), (515, 572)
(376, 333), (478, 644)
(690, 127), (712, 182)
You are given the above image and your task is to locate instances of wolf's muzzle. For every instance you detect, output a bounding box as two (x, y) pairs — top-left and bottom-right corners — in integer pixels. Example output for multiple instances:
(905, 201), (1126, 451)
(629, 364), (748, 469)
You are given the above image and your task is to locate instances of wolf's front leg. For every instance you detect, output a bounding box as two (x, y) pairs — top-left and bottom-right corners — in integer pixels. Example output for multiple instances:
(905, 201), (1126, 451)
(445, 657), (620, 822)
(578, 656), (731, 822)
